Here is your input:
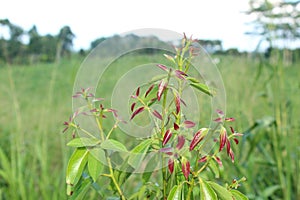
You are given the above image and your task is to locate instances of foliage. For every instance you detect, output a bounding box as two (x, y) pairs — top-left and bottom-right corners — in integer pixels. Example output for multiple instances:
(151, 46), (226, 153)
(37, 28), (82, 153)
(0, 51), (298, 199)
(246, 0), (300, 41)
(0, 19), (75, 64)
(197, 39), (223, 53)
(64, 36), (248, 199)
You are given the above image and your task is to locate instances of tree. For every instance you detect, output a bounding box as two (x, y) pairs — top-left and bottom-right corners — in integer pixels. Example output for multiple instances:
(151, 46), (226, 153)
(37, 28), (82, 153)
(0, 19), (24, 63)
(90, 37), (106, 49)
(40, 34), (57, 62)
(27, 25), (43, 63)
(246, 0), (300, 41)
(197, 39), (223, 53)
(28, 25), (41, 54)
(56, 26), (75, 62)
(245, 0), (300, 64)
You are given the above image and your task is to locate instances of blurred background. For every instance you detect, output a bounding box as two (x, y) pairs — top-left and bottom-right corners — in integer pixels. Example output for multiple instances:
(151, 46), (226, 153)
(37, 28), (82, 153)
(0, 0), (299, 199)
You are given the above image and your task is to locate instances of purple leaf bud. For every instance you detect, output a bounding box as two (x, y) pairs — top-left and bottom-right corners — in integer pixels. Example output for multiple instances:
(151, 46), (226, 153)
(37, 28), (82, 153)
(162, 130), (172, 146)
(130, 107), (145, 120)
(176, 135), (185, 150)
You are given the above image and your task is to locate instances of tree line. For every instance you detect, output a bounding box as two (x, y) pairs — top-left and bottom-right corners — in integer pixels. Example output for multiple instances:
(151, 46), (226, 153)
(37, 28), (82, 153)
(0, 19), (75, 64)
(1, 0), (299, 66)
(0, 19), (229, 65)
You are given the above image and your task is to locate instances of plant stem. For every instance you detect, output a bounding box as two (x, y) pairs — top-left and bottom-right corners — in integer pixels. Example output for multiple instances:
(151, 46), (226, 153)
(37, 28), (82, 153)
(87, 100), (105, 141)
(106, 156), (126, 200)
(187, 178), (194, 200)
(161, 72), (172, 199)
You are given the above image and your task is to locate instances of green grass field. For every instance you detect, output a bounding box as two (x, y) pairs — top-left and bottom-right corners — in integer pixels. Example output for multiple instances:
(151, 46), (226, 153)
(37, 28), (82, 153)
(0, 54), (299, 199)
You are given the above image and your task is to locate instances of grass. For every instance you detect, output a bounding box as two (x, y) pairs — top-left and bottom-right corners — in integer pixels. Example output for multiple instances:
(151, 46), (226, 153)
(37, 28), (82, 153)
(0, 57), (82, 199)
(0, 53), (299, 199)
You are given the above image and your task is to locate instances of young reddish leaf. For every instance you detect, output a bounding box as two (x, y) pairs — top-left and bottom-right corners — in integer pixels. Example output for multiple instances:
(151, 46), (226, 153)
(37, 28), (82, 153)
(136, 87), (140, 96)
(229, 149), (234, 163)
(175, 70), (187, 80)
(233, 138), (239, 145)
(168, 158), (174, 174)
(62, 126), (69, 133)
(230, 126), (235, 133)
(174, 123), (179, 130)
(157, 80), (167, 101)
(214, 117), (223, 123)
(213, 156), (223, 167)
(219, 127), (227, 152)
(92, 97), (104, 102)
(130, 106), (145, 120)
(198, 156), (207, 163)
(233, 133), (243, 137)
(190, 46), (200, 56)
(90, 108), (98, 113)
(181, 100), (187, 109)
(225, 117), (235, 122)
(176, 135), (185, 150)
(148, 97), (157, 105)
(107, 108), (118, 117)
(157, 64), (168, 72)
(216, 109), (224, 116)
(131, 102), (136, 112)
(162, 130), (172, 146)
(226, 139), (231, 155)
(100, 104), (104, 110)
(145, 84), (154, 97)
(72, 110), (80, 119)
(72, 93), (82, 98)
(181, 161), (190, 180)
(152, 110), (162, 120)
(87, 93), (94, 97)
(189, 128), (207, 151)
(159, 147), (173, 155)
(184, 120), (196, 128)
(175, 95), (180, 114)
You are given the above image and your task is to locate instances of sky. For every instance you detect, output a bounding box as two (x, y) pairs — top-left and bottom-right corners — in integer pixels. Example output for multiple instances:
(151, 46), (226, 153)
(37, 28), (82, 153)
(0, 0), (261, 51)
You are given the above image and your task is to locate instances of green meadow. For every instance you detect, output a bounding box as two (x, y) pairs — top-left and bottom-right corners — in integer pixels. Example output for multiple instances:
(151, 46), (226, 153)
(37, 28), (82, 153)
(0, 54), (299, 199)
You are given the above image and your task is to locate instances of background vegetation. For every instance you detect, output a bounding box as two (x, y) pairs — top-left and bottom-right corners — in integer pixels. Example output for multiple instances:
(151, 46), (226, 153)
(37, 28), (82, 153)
(0, 0), (299, 199)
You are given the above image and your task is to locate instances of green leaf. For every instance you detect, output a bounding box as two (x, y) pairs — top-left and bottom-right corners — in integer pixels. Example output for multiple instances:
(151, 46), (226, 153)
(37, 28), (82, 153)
(149, 74), (168, 84)
(0, 148), (10, 181)
(100, 139), (127, 152)
(143, 85), (158, 104)
(190, 82), (213, 96)
(67, 138), (100, 147)
(142, 171), (152, 183)
(230, 189), (249, 200)
(199, 178), (217, 200)
(88, 153), (104, 182)
(138, 185), (147, 199)
(114, 157), (134, 186)
(128, 139), (152, 168)
(208, 159), (220, 178)
(167, 185), (181, 200)
(164, 54), (176, 64)
(66, 148), (89, 187)
(69, 177), (92, 200)
(262, 185), (280, 198)
(208, 181), (232, 200)
(186, 76), (200, 83)
(89, 148), (107, 165)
